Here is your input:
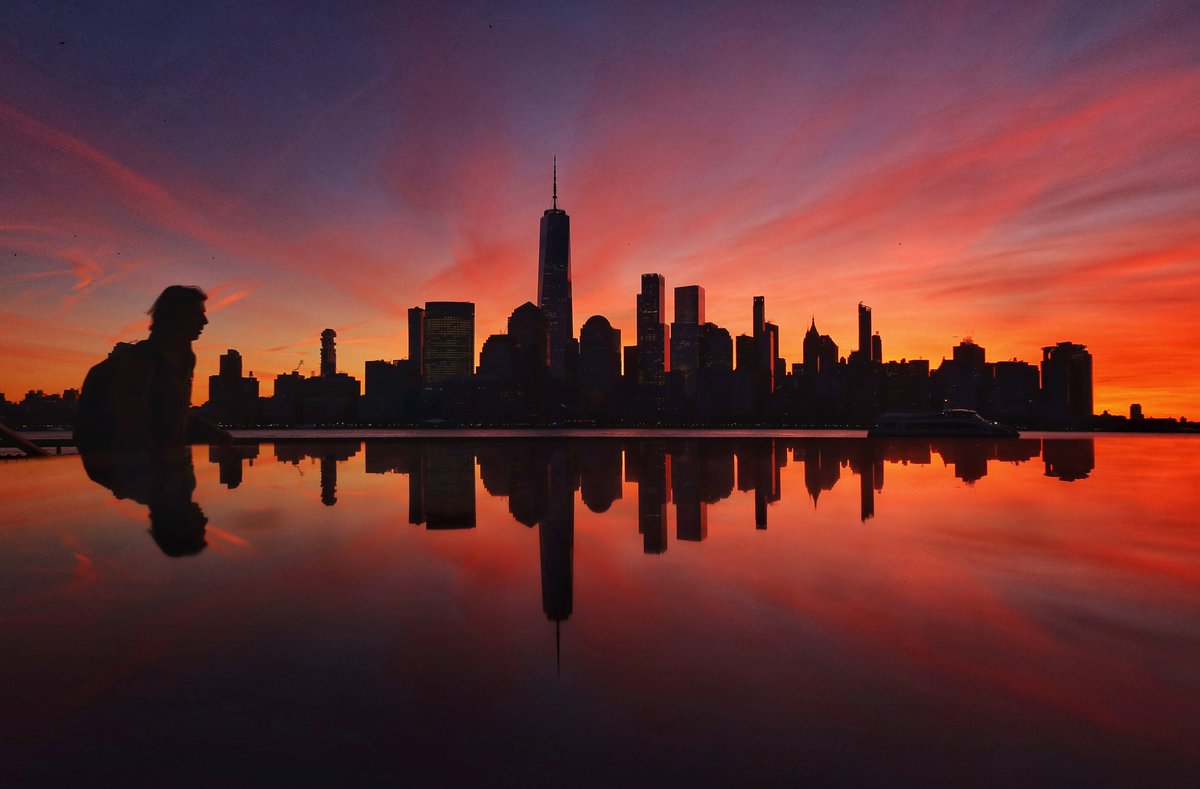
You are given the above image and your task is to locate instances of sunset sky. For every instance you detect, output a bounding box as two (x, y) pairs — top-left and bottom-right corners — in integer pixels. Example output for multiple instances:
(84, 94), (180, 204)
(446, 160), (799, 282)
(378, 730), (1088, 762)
(2, 0), (1198, 416)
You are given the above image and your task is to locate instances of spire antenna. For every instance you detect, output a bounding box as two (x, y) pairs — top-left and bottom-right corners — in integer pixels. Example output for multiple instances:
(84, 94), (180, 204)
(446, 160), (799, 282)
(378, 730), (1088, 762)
(552, 156), (558, 210)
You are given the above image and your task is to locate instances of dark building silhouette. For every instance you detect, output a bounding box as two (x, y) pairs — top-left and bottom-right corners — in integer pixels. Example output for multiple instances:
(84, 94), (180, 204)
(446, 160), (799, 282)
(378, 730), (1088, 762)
(637, 274), (669, 388)
(537, 159), (573, 381)
(408, 307), (426, 381)
(883, 359), (932, 412)
(363, 358), (418, 422)
(579, 316), (621, 413)
(989, 360), (1039, 425)
(320, 329), (337, 377)
(700, 323), (732, 371)
(803, 319), (821, 375)
(508, 302), (551, 405)
(670, 285), (704, 397)
(423, 302), (475, 385)
(265, 335), (360, 425)
(858, 302), (872, 363)
(207, 349), (259, 425)
(696, 323), (734, 420)
(309, 332), (360, 424)
(1042, 342), (1093, 425)
(752, 296), (775, 395)
(735, 334), (756, 372)
(934, 339), (988, 412)
(478, 334), (515, 383)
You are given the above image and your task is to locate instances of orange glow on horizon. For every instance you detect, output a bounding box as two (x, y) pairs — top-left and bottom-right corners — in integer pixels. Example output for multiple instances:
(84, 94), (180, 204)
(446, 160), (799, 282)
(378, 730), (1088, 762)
(1, 4), (1198, 418)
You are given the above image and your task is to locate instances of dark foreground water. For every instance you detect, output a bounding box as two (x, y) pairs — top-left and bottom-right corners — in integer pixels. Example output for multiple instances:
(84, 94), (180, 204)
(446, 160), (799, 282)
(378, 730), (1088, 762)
(2, 435), (1198, 785)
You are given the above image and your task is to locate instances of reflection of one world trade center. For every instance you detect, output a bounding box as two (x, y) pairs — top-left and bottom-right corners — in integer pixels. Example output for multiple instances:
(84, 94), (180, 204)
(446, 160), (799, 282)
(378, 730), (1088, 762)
(540, 447), (574, 672)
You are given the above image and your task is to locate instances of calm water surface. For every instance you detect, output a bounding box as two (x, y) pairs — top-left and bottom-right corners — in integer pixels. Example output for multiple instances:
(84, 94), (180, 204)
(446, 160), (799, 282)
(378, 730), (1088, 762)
(2, 436), (1198, 785)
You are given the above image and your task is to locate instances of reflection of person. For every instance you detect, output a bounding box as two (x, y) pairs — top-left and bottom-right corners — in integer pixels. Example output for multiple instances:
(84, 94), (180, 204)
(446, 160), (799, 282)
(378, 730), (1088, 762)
(81, 446), (208, 557)
(75, 285), (232, 451)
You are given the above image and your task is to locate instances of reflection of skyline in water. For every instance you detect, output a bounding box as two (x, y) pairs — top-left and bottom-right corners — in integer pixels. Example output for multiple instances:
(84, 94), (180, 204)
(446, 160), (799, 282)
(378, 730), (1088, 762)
(232, 437), (1094, 532)
(209, 437), (1096, 664)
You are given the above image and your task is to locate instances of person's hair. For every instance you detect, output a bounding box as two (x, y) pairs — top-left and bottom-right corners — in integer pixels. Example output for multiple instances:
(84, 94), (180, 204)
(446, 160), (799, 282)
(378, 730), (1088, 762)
(148, 286), (207, 332)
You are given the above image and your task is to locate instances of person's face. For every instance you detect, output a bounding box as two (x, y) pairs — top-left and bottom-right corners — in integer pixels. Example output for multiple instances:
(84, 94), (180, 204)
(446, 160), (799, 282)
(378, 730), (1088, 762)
(174, 301), (208, 342)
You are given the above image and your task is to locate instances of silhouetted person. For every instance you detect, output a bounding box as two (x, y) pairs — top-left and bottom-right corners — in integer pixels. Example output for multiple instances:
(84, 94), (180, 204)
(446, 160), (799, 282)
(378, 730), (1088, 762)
(75, 285), (231, 450)
(81, 446), (208, 557)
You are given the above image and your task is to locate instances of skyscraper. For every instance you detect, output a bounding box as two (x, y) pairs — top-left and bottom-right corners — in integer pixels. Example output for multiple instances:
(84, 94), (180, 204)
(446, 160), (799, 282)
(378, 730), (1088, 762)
(423, 302), (475, 385)
(674, 285), (705, 325)
(1042, 341), (1093, 424)
(537, 158), (573, 380)
(858, 303), (872, 362)
(579, 315), (621, 409)
(752, 296), (773, 395)
(637, 273), (669, 387)
(670, 285), (704, 395)
(320, 329), (337, 376)
(408, 306), (425, 379)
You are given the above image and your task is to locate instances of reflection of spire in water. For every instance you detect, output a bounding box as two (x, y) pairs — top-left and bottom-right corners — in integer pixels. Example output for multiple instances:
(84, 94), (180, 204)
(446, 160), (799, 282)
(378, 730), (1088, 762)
(540, 448), (574, 674)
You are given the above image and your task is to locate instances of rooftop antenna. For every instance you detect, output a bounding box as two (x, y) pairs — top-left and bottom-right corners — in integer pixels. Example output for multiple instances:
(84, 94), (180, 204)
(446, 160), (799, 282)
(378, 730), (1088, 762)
(552, 156), (558, 210)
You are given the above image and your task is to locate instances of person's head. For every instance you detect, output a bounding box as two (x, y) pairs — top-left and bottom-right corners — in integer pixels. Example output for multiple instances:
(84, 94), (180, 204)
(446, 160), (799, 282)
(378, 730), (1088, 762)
(148, 285), (208, 342)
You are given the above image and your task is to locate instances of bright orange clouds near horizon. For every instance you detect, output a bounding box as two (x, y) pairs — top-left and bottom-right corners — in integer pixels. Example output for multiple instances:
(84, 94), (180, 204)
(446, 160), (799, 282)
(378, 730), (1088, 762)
(1, 1), (1199, 417)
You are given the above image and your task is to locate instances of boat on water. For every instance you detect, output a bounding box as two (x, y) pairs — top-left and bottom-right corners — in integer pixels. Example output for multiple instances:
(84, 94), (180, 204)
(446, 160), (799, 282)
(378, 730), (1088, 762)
(868, 408), (1020, 438)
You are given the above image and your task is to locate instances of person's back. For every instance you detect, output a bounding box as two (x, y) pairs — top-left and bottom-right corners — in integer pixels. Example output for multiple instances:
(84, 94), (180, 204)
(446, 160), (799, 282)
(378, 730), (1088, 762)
(75, 339), (195, 450)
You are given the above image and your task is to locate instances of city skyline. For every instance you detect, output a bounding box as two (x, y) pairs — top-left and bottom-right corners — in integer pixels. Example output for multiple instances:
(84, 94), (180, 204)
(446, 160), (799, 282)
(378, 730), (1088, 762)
(2, 2), (1199, 416)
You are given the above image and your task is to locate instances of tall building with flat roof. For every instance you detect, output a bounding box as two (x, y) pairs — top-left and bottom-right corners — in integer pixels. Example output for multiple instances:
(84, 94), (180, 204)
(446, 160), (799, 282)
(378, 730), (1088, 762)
(674, 285), (705, 326)
(537, 158), (573, 380)
(670, 285), (705, 395)
(423, 302), (475, 385)
(637, 274), (669, 387)
(858, 303), (872, 362)
(408, 307), (425, 379)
